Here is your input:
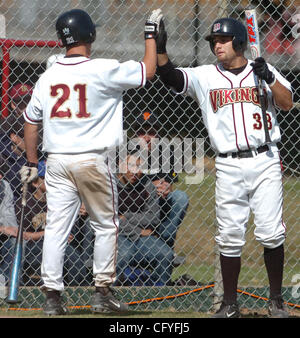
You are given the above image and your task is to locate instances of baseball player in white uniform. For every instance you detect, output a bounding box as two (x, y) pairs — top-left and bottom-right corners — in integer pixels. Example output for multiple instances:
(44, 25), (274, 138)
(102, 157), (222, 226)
(20, 8), (163, 315)
(155, 17), (293, 317)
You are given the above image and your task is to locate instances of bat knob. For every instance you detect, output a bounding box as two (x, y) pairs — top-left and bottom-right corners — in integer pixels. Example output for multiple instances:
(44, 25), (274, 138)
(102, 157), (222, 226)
(5, 297), (20, 304)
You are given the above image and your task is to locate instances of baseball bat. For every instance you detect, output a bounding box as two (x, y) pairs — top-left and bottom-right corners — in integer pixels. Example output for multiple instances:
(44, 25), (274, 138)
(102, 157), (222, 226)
(6, 182), (28, 304)
(245, 8), (271, 143)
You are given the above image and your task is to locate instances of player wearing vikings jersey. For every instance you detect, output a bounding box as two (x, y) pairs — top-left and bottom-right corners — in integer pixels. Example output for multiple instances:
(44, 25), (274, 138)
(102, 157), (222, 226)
(155, 17), (293, 318)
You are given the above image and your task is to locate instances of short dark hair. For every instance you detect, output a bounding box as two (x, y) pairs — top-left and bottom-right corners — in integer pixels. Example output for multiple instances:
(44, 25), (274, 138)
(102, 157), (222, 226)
(133, 111), (160, 135)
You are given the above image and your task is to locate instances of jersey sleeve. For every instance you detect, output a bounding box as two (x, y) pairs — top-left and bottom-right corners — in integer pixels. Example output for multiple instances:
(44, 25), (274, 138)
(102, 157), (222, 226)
(23, 81), (43, 124)
(268, 63), (292, 92)
(102, 60), (146, 92)
(173, 67), (206, 105)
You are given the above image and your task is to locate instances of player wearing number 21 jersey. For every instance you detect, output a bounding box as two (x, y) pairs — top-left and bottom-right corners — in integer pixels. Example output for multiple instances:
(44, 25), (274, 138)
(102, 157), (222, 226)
(21, 8), (162, 315)
(24, 57), (145, 153)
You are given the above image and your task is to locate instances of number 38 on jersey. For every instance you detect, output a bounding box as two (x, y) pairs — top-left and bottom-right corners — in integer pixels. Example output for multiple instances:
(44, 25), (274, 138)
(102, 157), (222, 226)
(50, 83), (90, 119)
(253, 111), (272, 130)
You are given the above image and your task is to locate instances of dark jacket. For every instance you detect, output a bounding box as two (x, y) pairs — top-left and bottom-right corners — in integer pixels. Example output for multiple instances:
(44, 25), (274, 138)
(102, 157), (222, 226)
(116, 175), (160, 241)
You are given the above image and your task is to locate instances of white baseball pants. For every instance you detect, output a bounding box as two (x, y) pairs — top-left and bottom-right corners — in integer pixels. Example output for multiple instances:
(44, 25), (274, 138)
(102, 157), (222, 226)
(42, 152), (119, 291)
(215, 144), (286, 257)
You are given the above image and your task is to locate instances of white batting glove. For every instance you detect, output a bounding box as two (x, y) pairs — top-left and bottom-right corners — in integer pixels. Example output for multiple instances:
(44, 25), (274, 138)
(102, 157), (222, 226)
(144, 8), (163, 40)
(19, 163), (38, 184)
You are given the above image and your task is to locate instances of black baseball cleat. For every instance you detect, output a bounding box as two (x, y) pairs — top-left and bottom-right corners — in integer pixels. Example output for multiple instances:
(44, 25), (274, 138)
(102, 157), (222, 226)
(90, 286), (128, 313)
(268, 296), (289, 318)
(42, 290), (68, 316)
(212, 301), (241, 318)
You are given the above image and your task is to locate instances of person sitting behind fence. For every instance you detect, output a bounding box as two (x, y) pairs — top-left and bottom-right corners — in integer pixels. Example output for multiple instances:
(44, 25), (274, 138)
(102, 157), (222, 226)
(0, 159), (19, 284)
(2, 83), (33, 155)
(14, 173), (87, 286)
(0, 83), (44, 199)
(115, 151), (174, 286)
(133, 111), (189, 267)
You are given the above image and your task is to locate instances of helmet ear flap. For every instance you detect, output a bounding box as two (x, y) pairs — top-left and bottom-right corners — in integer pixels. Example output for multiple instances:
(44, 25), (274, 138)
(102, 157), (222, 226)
(232, 36), (239, 52)
(232, 35), (247, 53)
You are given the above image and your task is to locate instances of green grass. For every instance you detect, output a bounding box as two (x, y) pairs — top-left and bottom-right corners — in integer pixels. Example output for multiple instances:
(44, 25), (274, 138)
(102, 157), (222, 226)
(171, 172), (300, 287)
(0, 308), (210, 318)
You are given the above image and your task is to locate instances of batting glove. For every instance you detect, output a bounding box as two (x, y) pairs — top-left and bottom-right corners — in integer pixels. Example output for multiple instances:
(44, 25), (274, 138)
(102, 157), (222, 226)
(19, 162), (38, 184)
(156, 19), (167, 54)
(144, 8), (163, 40)
(251, 57), (276, 86)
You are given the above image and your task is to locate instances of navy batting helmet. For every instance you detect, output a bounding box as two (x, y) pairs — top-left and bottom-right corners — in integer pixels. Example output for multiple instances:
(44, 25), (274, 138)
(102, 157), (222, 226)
(205, 18), (248, 54)
(56, 9), (96, 47)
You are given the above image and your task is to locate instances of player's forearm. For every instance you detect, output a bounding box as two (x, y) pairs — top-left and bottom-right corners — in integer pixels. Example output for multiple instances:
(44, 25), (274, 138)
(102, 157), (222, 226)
(23, 231), (44, 241)
(0, 225), (17, 237)
(143, 38), (157, 80)
(24, 122), (39, 164)
(269, 81), (293, 111)
(157, 56), (184, 92)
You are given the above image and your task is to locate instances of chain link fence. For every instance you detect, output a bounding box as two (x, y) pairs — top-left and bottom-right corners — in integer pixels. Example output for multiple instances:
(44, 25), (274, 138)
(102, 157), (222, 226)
(0, 0), (299, 314)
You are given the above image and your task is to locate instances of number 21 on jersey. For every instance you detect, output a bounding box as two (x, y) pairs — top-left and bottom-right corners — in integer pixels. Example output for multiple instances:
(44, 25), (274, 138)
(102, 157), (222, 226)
(50, 83), (90, 118)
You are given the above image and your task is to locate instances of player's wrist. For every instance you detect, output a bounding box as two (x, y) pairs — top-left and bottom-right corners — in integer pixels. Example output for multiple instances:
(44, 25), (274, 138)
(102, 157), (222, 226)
(144, 22), (157, 40)
(26, 161), (38, 168)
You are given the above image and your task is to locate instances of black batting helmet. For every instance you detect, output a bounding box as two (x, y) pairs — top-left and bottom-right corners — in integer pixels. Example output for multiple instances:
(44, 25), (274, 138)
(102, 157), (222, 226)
(56, 9), (96, 47)
(205, 18), (247, 54)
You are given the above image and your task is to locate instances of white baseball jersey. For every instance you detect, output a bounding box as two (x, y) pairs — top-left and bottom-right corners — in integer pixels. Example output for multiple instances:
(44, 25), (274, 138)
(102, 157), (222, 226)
(177, 60), (292, 154)
(24, 56), (146, 290)
(24, 56), (146, 153)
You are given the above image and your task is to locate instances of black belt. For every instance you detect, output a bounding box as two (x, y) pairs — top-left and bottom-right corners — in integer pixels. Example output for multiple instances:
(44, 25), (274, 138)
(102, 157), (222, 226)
(218, 145), (269, 159)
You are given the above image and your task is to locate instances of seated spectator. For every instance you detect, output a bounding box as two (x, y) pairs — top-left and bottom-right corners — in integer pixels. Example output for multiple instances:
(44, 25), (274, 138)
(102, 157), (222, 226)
(115, 152), (174, 286)
(0, 145), (85, 288)
(0, 83), (44, 199)
(0, 161), (19, 284)
(261, 1), (297, 56)
(133, 111), (189, 266)
(264, 17), (295, 55)
(286, 6), (300, 61)
(15, 175), (88, 286)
